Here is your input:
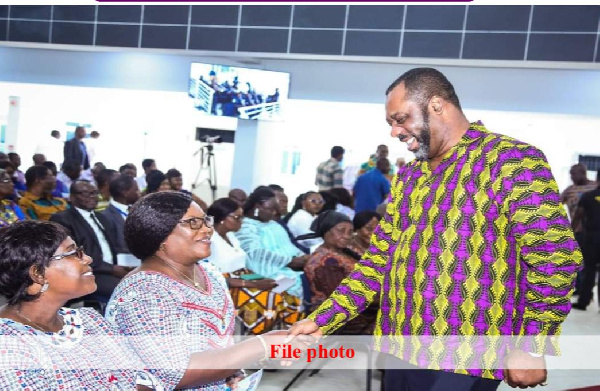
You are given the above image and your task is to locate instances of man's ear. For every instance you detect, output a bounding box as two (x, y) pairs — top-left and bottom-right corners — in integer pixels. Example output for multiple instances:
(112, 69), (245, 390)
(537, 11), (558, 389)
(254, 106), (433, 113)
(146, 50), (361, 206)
(430, 96), (443, 114)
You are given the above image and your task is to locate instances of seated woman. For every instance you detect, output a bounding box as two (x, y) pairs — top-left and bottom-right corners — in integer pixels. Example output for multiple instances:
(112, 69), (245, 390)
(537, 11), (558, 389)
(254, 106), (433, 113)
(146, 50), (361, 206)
(284, 191), (325, 251)
(106, 191), (289, 390)
(301, 211), (377, 335)
(235, 187), (310, 324)
(208, 197), (298, 335)
(329, 187), (355, 220)
(0, 168), (26, 226)
(0, 220), (162, 389)
(349, 211), (381, 256)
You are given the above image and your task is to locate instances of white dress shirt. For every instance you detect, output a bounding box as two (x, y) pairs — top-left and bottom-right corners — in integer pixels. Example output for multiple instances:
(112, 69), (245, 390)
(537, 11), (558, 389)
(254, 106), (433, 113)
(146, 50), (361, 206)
(206, 232), (247, 274)
(35, 136), (64, 165)
(136, 175), (147, 192)
(110, 199), (129, 220)
(287, 209), (324, 250)
(74, 207), (114, 264)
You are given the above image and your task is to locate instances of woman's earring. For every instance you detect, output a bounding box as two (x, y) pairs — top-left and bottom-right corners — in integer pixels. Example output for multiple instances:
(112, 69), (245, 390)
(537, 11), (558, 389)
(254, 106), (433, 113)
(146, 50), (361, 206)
(254, 209), (259, 217)
(40, 282), (49, 293)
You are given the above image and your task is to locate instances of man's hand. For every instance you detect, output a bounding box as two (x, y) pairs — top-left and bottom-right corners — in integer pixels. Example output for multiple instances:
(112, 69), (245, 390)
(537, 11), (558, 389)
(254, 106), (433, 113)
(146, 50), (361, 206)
(248, 279), (277, 291)
(287, 319), (323, 342)
(504, 349), (547, 388)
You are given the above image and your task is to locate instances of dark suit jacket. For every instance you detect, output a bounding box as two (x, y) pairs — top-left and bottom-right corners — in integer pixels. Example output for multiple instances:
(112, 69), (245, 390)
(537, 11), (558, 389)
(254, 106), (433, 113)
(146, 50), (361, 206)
(63, 138), (90, 169)
(50, 208), (118, 275)
(101, 204), (128, 254)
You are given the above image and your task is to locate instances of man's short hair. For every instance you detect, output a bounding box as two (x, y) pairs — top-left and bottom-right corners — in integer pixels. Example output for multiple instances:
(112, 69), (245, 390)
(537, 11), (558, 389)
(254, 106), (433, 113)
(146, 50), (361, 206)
(42, 161), (57, 176)
(166, 168), (182, 179)
(109, 175), (136, 199)
(70, 179), (93, 195)
(25, 166), (50, 188)
(50, 130), (60, 138)
(96, 169), (118, 188)
(386, 67), (462, 110)
(331, 146), (345, 158)
(7, 153), (18, 161)
(90, 131), (100, 138)
(142, 159), (155, 170)
(119, 163), (136, 174)
(268, 184), (284, 192)
(62, 159), (80, 173)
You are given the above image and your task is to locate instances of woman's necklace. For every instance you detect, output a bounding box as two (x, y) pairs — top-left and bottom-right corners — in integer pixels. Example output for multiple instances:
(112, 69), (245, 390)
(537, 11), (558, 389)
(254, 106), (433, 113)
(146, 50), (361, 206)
(15, 308), (61, 333)
(159, 257), (203, 290)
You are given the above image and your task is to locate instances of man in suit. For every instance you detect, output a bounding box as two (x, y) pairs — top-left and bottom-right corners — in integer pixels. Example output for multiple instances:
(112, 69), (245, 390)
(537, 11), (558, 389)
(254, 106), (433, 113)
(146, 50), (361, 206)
(63, 126), (90, 170)
(50, 180), (130, 300)
(101, 175), (140, 254)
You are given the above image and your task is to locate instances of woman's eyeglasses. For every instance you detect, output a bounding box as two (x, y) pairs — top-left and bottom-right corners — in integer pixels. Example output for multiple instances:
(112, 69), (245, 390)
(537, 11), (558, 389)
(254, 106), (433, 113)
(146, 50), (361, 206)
(179, 215), (214, 230)
(50, 245), (85, 261)
(227, 214), (243, 222)
(308, 199), (325, 205)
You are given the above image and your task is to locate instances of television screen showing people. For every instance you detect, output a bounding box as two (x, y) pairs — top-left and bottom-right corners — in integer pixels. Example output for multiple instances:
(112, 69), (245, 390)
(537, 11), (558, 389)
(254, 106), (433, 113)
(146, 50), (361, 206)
(189, 63), (290, 121)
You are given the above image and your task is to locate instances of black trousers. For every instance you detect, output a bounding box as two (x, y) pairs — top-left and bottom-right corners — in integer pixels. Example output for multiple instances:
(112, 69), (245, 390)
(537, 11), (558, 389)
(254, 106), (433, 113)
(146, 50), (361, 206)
(577, 232), (600, 307)
(384, 358), (500, 391)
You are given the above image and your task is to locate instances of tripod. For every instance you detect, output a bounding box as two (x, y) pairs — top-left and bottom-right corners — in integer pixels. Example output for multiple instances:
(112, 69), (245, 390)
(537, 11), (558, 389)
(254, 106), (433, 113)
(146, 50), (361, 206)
(192, 143), (217, 203)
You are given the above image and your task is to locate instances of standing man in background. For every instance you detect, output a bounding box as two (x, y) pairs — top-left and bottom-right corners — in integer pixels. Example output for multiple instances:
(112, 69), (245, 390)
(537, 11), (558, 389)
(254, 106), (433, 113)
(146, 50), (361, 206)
(64, 126), (90, 170)
(315, 146), (344, 191)
(353, 158), (391, 214)
(84, 130), (101, 166)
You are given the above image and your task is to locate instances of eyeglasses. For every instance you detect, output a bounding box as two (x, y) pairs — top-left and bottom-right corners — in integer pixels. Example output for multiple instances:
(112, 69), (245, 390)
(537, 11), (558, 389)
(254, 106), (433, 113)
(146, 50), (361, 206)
(227, 214), (243, 222)
(179, 215), (214, 230)
(72, 190), (99, 197)
(50, 245), (85, 262)
(308, 199), (325, 205)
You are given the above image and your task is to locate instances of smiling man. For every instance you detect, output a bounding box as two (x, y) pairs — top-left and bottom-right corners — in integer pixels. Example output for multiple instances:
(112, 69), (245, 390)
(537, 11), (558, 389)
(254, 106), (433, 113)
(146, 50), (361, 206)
(289, 67), (582, 390)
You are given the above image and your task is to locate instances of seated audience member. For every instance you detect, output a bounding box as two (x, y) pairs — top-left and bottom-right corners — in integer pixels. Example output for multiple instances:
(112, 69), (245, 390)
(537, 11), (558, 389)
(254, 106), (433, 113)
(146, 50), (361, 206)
(301, 211), (377, 334)
(330, 187), (355, 219)
(235, 187), (310, 316)
(32, 153), (46, 166)
(136, 158), (156, 192)
(0, 152), (9, 161)
(42, 161), (68, 198)
(119, 163), (137, 178)
(57, 159), (83, 197)
(91, 162), (106, 183)
(8, 153), (25, 190)
(106, 191), (291, 389)
(208, 198), (301, 335)
(285, 191), (325, 250)
(19, 166), (67, 220)
(0, 221), (164, 390)
(166, 168), (208, 211)
(349, 211), (381, 255)
(0, 161), (21, 199)
(101, 175), (141, 254)
(319, 190), (338, 212)
(50, 180), (128, 300)
(353, 158), (391, 213)
(228, 188), (247, 207)
(95, 168), (119, 212)
(268, 184), (309, 254)
(145, 170), (171, 194)
(0, 168), (26, 226)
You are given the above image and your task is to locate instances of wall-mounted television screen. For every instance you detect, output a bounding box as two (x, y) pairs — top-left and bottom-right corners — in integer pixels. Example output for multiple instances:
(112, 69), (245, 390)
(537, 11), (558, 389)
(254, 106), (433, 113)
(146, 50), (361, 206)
(189, 62), (290, 121)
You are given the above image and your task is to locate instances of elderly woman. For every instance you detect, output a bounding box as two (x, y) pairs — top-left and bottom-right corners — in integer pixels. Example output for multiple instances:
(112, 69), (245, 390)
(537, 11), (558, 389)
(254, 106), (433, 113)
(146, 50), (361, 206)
(106, 191), (289, 390)
(235, 187), (310, 324)
(0, 168), (26, 226)
(207, 197), (297, 335)
(0, 220), (163, 389)
(284, 191), (325, 250)
(301, 211), (377, 334)
(349, 211), (381, 256)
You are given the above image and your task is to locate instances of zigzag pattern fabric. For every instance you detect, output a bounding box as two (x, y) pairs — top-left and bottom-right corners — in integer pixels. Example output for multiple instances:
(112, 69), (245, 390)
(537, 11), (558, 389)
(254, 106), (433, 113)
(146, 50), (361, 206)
(309, 123), (582, 380)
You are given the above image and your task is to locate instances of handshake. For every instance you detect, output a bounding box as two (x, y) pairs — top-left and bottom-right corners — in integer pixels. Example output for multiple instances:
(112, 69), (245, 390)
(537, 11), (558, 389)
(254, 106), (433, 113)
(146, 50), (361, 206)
(258, 319), (323, 367)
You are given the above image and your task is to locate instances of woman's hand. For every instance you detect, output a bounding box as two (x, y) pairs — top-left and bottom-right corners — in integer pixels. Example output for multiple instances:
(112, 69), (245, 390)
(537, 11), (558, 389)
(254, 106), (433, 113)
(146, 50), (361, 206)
(248, 279), (277, 291)
(288, 255), (310, 271)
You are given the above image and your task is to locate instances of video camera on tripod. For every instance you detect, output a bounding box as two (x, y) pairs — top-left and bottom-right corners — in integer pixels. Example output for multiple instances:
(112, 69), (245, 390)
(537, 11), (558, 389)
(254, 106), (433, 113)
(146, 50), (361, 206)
(199, 135), (222, 144)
